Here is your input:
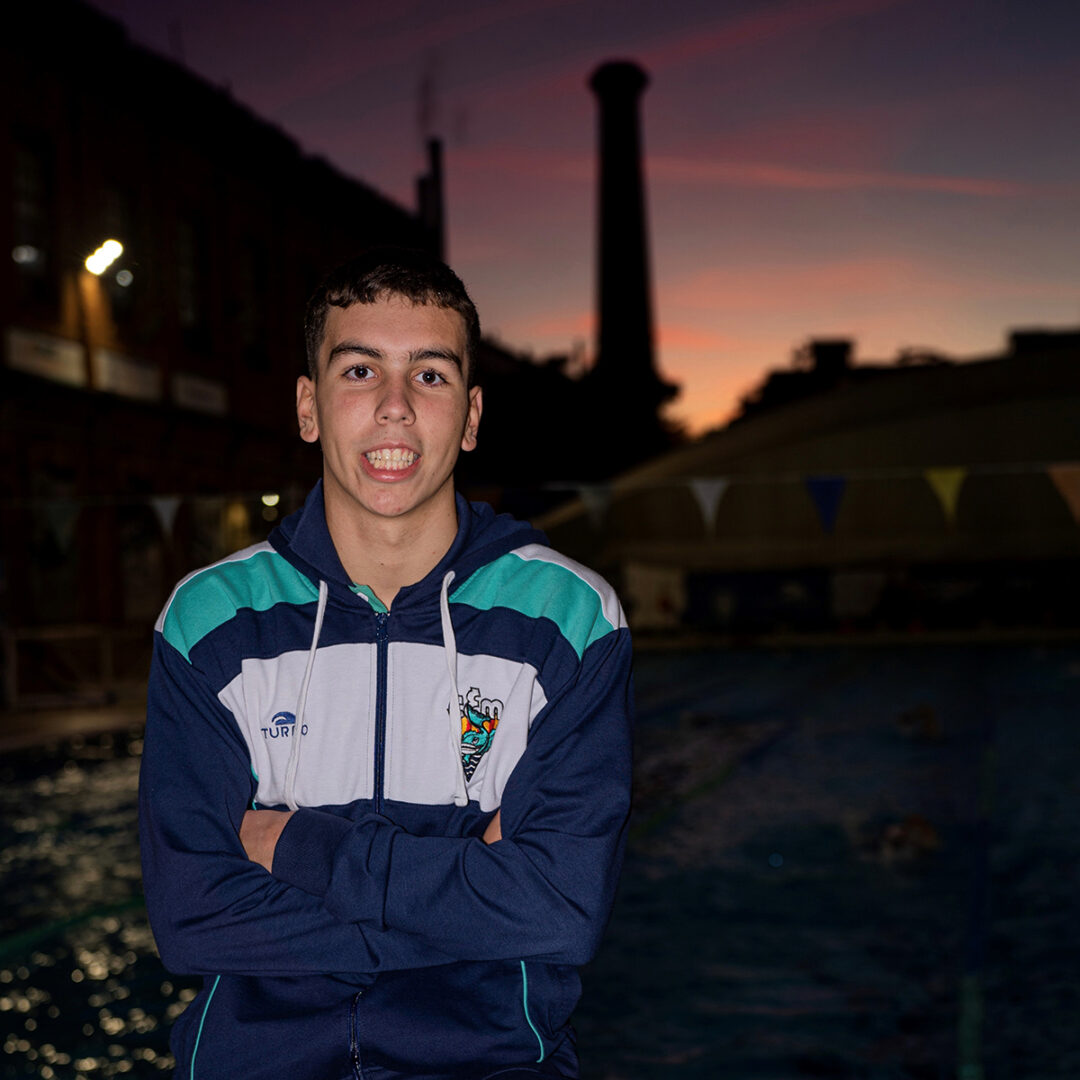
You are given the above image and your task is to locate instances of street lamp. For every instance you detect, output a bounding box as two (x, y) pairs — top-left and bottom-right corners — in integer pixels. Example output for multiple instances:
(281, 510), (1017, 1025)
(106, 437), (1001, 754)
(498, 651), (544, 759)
(85, 239), (123, 275)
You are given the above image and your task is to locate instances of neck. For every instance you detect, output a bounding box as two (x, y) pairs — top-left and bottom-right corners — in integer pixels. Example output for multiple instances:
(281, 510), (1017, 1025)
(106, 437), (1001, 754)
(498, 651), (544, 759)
(323, 488), (459, 610)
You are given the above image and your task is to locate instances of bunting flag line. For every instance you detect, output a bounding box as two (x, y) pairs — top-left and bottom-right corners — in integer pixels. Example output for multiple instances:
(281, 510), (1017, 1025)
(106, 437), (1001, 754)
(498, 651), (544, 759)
(43, 498), (80, 554)
(578, 484), (612, 529)
(925, 467), (967, 527)
(1047, 463), (1080, 526)
(151, 495), (182, 536)
(688, 477), (730, 534)
(4, 464), (1078, 537)
(805, 475), (847, 534)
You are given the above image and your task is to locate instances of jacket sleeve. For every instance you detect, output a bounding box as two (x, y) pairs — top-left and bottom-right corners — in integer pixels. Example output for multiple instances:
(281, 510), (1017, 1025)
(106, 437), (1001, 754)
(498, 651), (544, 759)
(270, 625), (634, 967)
(139, 634), (458, 976)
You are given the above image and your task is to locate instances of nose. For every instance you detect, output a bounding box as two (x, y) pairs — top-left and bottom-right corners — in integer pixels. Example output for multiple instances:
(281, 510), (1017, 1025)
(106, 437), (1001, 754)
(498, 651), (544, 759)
(376, 374), (415, 424)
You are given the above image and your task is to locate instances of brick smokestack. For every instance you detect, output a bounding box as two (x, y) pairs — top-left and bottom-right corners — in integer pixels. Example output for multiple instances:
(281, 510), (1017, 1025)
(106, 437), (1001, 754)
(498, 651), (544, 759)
(588, 61), (675, 469)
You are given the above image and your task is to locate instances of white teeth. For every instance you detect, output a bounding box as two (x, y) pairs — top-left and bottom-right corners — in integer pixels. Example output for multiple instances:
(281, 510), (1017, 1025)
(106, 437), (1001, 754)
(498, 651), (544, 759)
(365, 449), (417, 470)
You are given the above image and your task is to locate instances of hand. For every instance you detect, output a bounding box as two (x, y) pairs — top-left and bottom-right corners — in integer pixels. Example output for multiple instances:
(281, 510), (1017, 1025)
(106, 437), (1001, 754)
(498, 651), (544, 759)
(240, 809), (294, 871)
(482, 809), (502, 845)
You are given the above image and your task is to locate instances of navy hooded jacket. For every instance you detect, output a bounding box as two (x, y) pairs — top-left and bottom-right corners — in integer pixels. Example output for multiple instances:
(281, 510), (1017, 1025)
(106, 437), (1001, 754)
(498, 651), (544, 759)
(138, 483), (633, 1080)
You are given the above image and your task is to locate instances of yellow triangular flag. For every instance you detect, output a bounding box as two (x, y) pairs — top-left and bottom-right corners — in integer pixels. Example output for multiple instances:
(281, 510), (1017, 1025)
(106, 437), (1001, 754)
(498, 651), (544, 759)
(925, 467), (967, 526)
(1048, 463), (1080, 526)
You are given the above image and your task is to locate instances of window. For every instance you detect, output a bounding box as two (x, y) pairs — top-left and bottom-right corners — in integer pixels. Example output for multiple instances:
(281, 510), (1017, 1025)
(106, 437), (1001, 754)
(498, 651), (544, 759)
(12, 137), (58, 311)
(176, 217), (210, 352)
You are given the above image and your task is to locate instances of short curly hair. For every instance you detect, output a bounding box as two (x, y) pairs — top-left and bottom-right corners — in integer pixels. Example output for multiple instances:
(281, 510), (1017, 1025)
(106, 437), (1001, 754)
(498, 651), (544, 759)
(304, 247), (481, 388)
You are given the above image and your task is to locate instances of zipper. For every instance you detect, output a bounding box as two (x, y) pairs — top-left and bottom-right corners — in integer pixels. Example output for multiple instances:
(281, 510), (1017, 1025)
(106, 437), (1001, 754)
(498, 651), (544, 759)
(373, 611), (389, 814)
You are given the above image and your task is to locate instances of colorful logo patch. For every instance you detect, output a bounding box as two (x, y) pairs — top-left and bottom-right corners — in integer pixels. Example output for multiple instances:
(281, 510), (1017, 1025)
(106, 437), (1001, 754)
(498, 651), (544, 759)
(458, 687), (504, 780)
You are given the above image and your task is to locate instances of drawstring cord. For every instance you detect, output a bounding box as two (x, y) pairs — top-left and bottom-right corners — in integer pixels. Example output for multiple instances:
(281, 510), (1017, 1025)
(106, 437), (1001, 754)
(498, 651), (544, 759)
(282, 574), (468, 811)
(284, 579), (328, 811)
(439, 570), (469, 807)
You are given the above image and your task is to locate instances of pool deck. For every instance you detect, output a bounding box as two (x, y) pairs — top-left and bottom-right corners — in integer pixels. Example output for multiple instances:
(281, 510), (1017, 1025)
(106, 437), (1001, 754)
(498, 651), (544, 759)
(0, 701), (147, 753)
(2, 640), (1078, 1077)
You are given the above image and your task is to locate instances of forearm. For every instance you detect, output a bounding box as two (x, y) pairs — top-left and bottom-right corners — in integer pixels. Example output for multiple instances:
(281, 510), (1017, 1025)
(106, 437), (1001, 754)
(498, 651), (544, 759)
(269, 633), (633, 965)
(239, 807), (500, 867)
(141, 636), (457, 977)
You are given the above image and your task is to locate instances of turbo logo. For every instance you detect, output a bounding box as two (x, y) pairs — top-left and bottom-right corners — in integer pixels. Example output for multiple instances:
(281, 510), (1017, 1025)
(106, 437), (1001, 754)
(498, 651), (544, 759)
(457, 687), (503, 780)
(261, 711), (308, 740)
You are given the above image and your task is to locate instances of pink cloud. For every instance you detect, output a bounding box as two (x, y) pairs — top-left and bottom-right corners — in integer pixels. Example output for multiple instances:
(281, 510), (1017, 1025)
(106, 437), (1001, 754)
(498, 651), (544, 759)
(200, 0), (584, 116)
(683, 110), (915, 172)
(530, 0), (912, 101)
(640, 0), (910, 73)
(447, 127), (1035, 205)
(450, 142), (1030, 203)
(649, 157), (1033, 197)
(657, 323), (742, 353)
(447, 235), (519, 265)
(453, 145), (591, 182)
(514, 308), (594, 343)
(664, 257), (1079, 316)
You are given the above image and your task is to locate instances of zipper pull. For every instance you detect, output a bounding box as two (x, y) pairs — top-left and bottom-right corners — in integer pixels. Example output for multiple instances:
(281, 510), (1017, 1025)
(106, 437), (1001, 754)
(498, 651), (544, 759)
(375, 610), (388, 641)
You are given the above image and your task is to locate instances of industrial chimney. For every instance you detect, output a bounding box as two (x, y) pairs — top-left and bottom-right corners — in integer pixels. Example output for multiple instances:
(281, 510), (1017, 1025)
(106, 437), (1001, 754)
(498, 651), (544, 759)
(588, 60), (676, 469)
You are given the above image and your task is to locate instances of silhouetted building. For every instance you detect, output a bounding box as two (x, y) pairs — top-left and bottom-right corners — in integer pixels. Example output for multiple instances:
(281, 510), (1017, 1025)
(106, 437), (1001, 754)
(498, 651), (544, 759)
(0, 18), (686, 705)
(0, 0), (442, 704)
(542, 330), (1080, 634)
(736, 337), (945, 421)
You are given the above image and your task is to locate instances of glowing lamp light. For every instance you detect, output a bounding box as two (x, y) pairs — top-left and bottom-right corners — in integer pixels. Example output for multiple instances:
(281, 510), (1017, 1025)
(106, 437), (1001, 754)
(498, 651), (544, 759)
(261, 493), (281, 508)
(85, 239), (123, 275)
(12, 244), (41, 265)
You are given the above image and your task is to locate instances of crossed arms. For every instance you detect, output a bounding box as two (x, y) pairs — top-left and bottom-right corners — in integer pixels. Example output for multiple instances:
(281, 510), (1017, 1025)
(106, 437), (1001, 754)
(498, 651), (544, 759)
(239, 807), (503, 868)
(140, 628), (632, 978)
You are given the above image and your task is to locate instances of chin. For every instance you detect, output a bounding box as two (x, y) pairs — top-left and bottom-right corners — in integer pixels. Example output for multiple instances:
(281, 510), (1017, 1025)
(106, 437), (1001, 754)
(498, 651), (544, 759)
(363, 492), (425, 519)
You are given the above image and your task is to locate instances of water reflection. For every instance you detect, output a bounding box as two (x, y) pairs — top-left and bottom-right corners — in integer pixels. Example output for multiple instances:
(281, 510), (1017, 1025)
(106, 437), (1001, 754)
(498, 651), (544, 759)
(0, 733), (197, 1076)
(2, 646), (1077, 1077)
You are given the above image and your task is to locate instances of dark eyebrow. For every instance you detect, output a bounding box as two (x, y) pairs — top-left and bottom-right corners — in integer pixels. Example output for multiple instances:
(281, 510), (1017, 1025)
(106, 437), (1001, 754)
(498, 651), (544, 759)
(327, 342), (381, 362)
(412, 347), (463, 370)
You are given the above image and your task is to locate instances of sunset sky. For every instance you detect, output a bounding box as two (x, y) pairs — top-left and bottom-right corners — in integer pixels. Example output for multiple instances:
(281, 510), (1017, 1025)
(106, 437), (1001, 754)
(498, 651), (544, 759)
(89, 0), (1080, 433)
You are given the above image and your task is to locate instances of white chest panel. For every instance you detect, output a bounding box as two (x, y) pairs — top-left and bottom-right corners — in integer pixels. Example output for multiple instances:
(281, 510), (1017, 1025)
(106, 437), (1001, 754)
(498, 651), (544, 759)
(219, 642), (377, 808)
(384, 642), (547, 812)
(219, 642), (547, 812)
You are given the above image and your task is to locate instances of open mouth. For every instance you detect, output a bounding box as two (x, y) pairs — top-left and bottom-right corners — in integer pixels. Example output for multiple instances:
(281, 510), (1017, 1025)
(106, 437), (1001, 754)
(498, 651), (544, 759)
(364, 448), (418, 471)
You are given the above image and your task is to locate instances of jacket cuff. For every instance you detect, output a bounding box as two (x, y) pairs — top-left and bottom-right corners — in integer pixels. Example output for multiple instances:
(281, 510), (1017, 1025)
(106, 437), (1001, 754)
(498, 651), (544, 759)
(272, 808), (353, 897)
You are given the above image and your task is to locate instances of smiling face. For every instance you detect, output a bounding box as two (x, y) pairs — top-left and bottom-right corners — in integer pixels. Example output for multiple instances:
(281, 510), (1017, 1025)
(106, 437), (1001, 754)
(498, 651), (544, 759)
(296, 295), (482, 542)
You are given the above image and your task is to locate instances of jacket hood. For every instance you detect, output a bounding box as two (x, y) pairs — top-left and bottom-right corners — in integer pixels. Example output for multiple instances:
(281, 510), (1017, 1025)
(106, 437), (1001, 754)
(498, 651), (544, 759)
(267, 481), (551, 810)
(268, 480), (547, 607)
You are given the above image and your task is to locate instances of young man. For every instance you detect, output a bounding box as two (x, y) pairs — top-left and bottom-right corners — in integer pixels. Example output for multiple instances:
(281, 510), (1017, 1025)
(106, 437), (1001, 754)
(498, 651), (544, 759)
(139, 248), (633, 1080)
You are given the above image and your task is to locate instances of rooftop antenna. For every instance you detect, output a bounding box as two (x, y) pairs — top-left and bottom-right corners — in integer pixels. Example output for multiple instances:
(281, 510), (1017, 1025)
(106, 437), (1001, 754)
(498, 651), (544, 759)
(415, 54), (445, 259)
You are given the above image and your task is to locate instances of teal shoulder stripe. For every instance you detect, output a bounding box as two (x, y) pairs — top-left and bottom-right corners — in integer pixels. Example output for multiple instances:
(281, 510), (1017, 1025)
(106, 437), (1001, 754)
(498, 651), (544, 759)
(450, 546), (623, 659)
(160, 546), (318, 662)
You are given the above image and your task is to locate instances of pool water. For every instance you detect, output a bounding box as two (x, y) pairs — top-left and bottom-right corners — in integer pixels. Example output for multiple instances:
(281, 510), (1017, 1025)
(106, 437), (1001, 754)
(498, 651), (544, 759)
(2, 645), (1078, 1078)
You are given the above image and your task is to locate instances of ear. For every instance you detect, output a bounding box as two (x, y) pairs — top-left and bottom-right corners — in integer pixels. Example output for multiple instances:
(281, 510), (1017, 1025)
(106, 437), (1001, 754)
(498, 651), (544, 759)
(460, 386), (483, 452)
(296, 376), (320, 443)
